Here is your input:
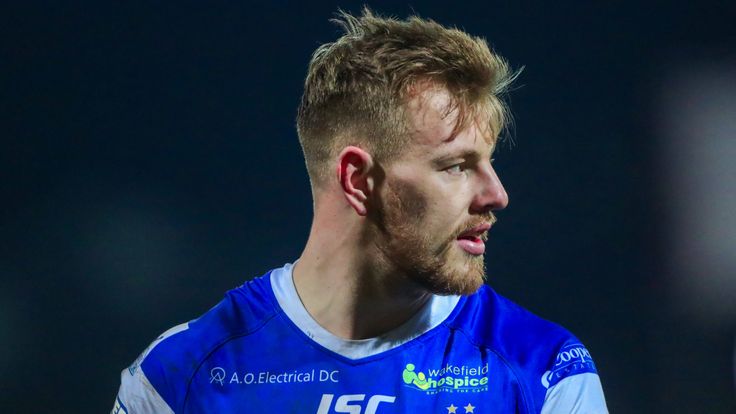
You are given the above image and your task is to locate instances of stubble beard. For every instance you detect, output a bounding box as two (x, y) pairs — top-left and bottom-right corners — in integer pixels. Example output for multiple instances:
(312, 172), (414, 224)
(374, 184), (492, 296)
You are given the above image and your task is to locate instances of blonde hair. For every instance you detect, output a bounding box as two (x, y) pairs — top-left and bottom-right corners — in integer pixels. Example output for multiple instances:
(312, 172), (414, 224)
(296, 8), (517, 189)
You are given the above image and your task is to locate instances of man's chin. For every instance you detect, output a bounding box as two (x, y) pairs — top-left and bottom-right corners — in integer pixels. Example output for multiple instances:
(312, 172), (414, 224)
(445, 253), (486, 294)
(415, 260), (486, 296)
(440, 274), (485, 296)
(423, 279), (483, 296)
(387, 238), (486, 295)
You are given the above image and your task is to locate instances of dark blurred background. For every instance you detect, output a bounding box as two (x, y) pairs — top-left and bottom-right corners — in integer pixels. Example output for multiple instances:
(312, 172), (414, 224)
(2, 1), (735, 412)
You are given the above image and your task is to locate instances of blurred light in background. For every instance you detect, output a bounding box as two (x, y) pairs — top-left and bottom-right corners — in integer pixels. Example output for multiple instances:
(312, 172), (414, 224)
(658, 60), (736, 326)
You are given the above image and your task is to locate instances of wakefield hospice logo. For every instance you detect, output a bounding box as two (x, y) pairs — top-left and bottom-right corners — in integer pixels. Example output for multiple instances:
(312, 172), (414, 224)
(401, 363), (489, 394)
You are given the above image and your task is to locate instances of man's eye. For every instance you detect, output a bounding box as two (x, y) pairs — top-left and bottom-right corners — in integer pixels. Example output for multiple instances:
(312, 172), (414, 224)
(445, 164), (464, 174)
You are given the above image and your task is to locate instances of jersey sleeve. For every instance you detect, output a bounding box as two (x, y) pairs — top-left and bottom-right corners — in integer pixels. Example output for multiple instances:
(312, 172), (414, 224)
(111, 323), (188, 414)
(112, 365), (174, 414)
(539, 342), (608, 414)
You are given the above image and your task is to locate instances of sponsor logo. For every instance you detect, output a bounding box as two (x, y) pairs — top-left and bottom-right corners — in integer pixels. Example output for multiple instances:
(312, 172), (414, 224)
(316, 393), (396, 414)
(207, 366), (339, 386)
(127, 352), (145, 376)
(210, 367), (226, 386)
(541, 344), (597, 389)
(401, 363), (489, 394)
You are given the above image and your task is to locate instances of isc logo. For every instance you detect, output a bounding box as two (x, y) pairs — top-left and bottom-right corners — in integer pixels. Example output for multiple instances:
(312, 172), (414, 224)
(315, 393), (396, 414)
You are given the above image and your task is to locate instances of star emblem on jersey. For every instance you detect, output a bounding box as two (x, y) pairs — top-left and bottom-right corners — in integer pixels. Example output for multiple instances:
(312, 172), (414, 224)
(446, 402), (476, 413)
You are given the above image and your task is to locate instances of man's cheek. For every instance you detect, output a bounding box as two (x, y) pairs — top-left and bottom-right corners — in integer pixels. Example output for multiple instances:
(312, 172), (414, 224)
(393, 181), (429, 218)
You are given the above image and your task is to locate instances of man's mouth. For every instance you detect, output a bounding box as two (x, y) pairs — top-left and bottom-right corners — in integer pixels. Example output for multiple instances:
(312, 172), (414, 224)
(455, 223), (492, 256)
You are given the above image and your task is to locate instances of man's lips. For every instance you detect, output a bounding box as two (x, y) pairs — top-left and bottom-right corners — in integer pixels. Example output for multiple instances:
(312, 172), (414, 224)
(456, 223), (492, 255)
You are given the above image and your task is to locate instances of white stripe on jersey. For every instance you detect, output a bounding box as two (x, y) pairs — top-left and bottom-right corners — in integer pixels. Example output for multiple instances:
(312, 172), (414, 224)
(541, 372), (608, 414)
(113, 366), (174, 414)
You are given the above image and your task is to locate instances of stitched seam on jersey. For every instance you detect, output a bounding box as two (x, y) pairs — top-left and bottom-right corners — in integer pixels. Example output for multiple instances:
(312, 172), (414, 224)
(447, 323), (534, 414)
(180, 311), (279, 412)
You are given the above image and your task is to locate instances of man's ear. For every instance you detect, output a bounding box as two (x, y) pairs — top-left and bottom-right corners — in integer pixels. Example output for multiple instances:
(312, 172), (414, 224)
(337, 146), (374, 216)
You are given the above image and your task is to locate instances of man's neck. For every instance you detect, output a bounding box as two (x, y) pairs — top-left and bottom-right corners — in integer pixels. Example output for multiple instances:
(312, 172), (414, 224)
(293, 216), (431, 340)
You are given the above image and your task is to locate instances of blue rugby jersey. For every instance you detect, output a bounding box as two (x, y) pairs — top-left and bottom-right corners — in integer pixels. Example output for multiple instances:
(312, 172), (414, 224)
(113, 263), (607, 413)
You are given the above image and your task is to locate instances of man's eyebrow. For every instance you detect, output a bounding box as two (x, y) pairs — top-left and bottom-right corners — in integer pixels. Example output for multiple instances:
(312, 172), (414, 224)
(430, 148), (485, 166)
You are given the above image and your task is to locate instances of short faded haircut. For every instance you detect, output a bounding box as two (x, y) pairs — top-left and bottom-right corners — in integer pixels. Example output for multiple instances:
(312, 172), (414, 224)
(296, 8), (517, 190)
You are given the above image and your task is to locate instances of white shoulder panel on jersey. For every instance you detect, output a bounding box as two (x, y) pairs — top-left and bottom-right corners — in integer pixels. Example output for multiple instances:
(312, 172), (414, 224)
(112, 323), (189, 414)
(540, 373), (608, 414)
(113, 367), (174, 414)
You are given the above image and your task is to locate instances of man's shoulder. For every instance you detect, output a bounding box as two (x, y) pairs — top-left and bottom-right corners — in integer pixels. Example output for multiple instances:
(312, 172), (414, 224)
(147, 272), (276, 356)
(453, 285), (577, 344)
(449, 285), (590, 375)
(447, 285), (602, 411)
(124, 271), (279, 411)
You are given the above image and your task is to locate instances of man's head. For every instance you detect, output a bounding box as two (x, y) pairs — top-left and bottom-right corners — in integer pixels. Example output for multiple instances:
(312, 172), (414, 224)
(297, 9), (515, 295)
(297, 8), (515, 191)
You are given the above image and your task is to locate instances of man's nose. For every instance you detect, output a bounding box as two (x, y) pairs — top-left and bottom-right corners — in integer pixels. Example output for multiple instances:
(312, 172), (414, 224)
(472, 165), (508, 213)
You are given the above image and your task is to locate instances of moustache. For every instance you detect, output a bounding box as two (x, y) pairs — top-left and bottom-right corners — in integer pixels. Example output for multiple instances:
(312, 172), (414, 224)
(448, 213), (497, 243)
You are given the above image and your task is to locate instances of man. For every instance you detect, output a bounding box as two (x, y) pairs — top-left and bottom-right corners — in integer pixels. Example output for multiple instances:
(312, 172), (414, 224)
(113, 9), (608, 413)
